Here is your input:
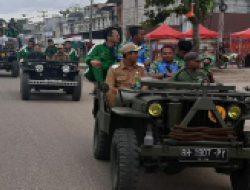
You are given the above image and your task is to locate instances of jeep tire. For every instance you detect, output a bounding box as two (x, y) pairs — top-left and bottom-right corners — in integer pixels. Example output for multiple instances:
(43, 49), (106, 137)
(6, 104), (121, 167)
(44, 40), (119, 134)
(111, 128), (139, 190)
(11, 62), (20, 77)
(72, 74), (81, 101)
(93, 119), (110, 160)
(20, 73), (30, 100)
(230, 161), (250, 190)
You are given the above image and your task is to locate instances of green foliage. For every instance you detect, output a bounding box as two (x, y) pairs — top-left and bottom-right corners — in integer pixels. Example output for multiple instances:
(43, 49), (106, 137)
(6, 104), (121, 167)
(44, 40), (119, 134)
(144, 0), (216, 27)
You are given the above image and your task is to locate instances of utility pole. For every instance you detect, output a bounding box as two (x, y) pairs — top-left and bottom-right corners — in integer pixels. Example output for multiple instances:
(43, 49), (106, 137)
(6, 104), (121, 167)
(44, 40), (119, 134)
(218, 0), (227, 43)
(193, 0), (200, 52)
(89, 0), (93, 44)
(217, 0), (227, 66)
(135, 0), (138, 25)
(38, 10), (48, 22)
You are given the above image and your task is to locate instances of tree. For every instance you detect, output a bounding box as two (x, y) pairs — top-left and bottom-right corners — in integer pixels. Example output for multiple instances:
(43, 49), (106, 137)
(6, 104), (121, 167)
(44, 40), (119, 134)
(144, 0), (216, 51)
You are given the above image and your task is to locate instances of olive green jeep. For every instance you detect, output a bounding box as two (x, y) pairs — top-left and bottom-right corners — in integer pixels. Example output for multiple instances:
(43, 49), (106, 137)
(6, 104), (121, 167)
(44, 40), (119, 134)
(0, 38), (19, 77)
(92, 79), (250, 190)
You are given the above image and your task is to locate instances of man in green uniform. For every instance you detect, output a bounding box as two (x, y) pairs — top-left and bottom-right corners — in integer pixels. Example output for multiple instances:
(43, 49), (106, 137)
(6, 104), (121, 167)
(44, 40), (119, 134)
(174, 40), (193, 69)
(6, 18), (19, 38)
(64, 41), (79, 62)
(85, 27), (120, 82)
(202, 57), (215, 83)
(45, 39), (57, 60)
(18, 39), (35, 61)
(173, 52), (208, 83)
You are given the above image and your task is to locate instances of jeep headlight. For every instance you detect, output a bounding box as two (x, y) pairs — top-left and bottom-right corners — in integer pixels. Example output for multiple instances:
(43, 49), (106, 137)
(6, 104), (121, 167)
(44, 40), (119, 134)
(208, 105), (226, 123)
(62, 65), (70, 73)
(148, 103), (162, 117)
(35, 65), (44, 72)
(228, 106), (241, 120)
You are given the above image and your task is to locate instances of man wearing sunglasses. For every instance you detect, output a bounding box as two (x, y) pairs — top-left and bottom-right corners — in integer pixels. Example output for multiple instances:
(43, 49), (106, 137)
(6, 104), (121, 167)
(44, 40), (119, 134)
(173, 52), (208, 83)
(105, 43), (145, 107)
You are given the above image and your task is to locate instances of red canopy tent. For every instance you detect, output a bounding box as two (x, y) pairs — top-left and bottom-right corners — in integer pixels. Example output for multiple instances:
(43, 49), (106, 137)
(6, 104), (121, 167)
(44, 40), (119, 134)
(145, 23), (183, 40)
(230, 28), (250, 57)
(183, 24), (219, 39)
(231, 28), (250, 39)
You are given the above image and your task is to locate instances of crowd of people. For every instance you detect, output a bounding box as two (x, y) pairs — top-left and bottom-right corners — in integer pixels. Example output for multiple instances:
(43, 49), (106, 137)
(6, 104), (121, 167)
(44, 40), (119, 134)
(84, 26), (215, 105)
(18, 38), (79, 62)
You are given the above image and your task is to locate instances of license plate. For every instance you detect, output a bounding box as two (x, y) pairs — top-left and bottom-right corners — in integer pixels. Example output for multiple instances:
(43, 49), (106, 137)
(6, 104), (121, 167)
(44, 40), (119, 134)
(179, 148), (228, 162)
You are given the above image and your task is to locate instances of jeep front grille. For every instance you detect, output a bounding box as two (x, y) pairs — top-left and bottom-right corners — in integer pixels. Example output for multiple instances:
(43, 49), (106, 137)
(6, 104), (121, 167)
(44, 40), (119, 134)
(29, 80), (78, 86)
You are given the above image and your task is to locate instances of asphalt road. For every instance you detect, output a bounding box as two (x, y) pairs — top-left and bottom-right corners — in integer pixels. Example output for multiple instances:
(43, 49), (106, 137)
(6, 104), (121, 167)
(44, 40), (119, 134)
(0, 69), (242, 190)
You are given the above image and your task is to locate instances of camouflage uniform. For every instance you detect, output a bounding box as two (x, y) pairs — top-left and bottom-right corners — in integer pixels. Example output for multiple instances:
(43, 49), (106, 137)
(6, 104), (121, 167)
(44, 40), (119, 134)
(173, 69), (208, 83)
(174, 55), (185, 69)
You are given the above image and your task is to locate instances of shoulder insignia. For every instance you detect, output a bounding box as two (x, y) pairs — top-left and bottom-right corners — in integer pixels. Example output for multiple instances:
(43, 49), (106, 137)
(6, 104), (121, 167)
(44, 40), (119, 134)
(136, 63), (144, 68)
(111, 64), (120, 69)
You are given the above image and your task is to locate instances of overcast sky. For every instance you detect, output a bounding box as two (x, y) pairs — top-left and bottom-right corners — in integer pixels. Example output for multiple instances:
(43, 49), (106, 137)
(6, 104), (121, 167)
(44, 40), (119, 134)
(0, 0), (106, 21)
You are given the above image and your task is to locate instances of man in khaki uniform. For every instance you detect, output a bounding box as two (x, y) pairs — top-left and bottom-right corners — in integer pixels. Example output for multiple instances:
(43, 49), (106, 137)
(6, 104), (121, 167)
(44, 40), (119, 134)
(52, 44), (69, 62)
(106, 43), (145, 107)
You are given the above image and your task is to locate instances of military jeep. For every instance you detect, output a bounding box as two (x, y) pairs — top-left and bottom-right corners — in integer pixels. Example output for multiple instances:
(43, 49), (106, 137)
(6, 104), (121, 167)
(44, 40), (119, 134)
(0, 38), (19, 77)
(93, 79), (250, 190)
(20, 60), (81, 101)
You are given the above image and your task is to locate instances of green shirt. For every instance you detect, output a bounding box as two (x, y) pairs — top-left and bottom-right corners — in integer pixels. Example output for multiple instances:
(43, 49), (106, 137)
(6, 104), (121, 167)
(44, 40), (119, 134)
(174, 55), (185, 69)
(65, 48), (79, 62)
(6, 28), (19, 38)
(85, 43), (117, 70)
(18, 47), (33, 60)
(45, 46), (58, 58)
(201, 54), (215, 74)
(173, 69), (208, 83)
(84, 43), (118, 82)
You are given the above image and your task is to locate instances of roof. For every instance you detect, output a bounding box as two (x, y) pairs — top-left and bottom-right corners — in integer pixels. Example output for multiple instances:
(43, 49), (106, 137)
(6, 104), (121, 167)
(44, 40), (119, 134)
(231, 28), (250, 39)
(68, 12), (84, 18)
(106, 0), (121, 4)
(183, 24), (219, 39)
(145, 23), (183, 40)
